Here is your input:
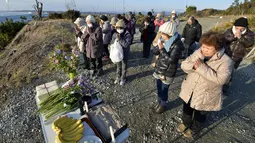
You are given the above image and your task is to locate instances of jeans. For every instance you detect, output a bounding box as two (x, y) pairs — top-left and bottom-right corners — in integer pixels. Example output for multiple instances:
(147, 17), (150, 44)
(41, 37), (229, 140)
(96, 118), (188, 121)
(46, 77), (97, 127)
(182, 101), (207, 133)
(156, 79), (170, 105)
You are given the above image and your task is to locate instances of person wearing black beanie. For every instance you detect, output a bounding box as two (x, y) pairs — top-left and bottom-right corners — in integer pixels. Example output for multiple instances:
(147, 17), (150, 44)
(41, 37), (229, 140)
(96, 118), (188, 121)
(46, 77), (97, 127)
(223, 17), (254, 93)
(224, 17), (254, 69)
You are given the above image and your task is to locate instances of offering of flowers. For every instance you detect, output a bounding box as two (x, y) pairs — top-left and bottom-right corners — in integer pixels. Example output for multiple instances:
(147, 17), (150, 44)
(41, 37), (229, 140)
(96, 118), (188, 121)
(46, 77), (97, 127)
(49, 44), (80, 79)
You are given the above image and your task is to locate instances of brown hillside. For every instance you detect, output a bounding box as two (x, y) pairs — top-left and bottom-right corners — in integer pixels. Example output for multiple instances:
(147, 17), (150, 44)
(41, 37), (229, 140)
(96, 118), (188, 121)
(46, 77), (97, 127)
(0, 20), (76, 87)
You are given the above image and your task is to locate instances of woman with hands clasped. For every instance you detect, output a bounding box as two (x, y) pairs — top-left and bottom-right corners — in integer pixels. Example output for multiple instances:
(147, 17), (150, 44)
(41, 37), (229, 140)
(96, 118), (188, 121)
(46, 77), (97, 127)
(177, 32), (233, 138)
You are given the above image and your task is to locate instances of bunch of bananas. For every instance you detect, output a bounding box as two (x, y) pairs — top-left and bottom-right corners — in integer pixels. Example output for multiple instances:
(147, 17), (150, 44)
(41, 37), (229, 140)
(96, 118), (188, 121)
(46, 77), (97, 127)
(52, 116), (84, 143)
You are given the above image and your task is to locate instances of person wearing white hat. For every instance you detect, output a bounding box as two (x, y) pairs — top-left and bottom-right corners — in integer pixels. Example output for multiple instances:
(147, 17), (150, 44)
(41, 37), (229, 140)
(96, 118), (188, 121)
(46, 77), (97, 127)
(151, 21), (184, 114)
(74, 17), (89, 69)
(75, 15), (104, 77)
(154, 13), (165, 33)
(168, 10), (180, 27)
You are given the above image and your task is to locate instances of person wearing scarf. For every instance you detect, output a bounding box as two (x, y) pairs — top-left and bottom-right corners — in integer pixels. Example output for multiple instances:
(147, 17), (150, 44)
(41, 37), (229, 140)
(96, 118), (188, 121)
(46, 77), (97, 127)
(152, 21), (184, 114)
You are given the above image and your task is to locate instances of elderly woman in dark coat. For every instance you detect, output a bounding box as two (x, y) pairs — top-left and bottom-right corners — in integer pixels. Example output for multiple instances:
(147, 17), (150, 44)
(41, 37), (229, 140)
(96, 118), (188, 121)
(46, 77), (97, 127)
(76, 15), (104, 77)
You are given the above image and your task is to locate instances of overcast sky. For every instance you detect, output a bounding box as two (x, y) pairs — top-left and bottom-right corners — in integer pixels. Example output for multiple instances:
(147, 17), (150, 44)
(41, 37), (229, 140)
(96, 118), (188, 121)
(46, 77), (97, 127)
(0, 0), (244, 12)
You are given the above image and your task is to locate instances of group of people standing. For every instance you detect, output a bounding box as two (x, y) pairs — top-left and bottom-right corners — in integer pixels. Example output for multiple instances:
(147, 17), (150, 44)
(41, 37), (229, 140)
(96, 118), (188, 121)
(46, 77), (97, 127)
(74, 13), (136, 85)
(74, 12), (254, 138)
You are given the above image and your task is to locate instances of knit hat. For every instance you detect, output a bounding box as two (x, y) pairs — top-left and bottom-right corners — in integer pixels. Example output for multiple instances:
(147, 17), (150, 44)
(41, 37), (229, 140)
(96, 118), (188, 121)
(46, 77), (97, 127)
(116, 19), (126, 28)
(234, 17), (248, 27)
(100, 15), (108, 21)
(110, 17), (118, 25)
(74, 18), (85, 26)
(159, 21), (177, 36)
(86, 15), (96, 23)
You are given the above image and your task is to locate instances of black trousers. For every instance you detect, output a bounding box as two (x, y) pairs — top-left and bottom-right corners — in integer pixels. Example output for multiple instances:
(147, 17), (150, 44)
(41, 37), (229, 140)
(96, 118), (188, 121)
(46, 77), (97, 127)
(143, 41), (152, 58)
(182, 101), (207, 133)
(103, 44), (110, 57)
(90, 57), (103, 71)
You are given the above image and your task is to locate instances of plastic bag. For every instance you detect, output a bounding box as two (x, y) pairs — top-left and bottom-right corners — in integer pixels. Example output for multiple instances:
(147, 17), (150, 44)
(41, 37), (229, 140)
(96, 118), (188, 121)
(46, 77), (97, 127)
(110, 40), (123, 63)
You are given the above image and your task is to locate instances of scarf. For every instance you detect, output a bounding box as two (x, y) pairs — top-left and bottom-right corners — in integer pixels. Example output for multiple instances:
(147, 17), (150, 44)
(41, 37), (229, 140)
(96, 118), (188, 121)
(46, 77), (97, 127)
(164, 32), (179, 52)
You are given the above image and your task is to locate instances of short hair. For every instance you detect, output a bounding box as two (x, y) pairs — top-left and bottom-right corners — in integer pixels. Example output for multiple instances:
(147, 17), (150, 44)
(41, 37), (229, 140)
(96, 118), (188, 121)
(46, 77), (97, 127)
(144, 16), (151, 23)
(199, 31), (224, 51)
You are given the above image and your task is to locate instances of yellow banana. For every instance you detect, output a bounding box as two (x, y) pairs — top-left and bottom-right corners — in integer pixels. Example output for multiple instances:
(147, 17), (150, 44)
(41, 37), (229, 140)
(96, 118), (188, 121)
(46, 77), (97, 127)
(60, 119), (77, 130)
(61, 120), (83, 133)
(56, 132), (76, 143)
(62, 127), (84, 141)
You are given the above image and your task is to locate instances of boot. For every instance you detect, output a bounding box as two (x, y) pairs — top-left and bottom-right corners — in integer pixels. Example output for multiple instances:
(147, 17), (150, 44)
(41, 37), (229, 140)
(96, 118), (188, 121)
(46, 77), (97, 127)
(155, 105), (166, 114)
(177, 123), (187, 133)
(96, 68), (103, 76)
(150, 104), (160, 112)
(183, 128), (193, 138)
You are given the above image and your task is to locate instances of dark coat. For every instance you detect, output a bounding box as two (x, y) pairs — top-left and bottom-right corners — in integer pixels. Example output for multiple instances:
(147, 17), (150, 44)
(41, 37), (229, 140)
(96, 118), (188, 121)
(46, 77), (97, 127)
(154, 36), (184, 78)
(139, 22), (155, 44)
(78, 23), (104, 58)
(182, 20), (202, 45)
(224, 28), (254, 62)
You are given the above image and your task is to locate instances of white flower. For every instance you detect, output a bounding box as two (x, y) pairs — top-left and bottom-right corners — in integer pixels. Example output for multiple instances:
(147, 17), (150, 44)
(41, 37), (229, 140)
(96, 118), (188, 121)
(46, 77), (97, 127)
(63, 103), (67, 107)
(71, 56), (74, 60)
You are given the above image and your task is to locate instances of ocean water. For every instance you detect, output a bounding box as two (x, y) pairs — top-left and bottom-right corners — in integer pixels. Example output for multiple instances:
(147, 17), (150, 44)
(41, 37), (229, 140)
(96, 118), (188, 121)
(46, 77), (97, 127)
(0, 11), (48, 23)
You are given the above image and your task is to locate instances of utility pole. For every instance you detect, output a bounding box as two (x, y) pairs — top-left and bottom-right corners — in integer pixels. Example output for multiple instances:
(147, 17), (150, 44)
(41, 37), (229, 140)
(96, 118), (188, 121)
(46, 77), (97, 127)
(186, 0), (188, 8)
(123, 0), (125, 14)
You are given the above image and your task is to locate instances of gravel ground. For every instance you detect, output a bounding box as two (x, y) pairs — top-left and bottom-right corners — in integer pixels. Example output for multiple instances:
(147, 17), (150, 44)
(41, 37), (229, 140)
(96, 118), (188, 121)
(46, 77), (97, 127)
(0, 17), (254, 143)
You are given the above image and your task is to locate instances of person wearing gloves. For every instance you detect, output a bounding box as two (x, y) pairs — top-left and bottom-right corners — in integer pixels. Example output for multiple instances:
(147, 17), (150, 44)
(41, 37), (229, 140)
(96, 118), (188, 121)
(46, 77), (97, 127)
(100, 15), (112, 61)
(224, 17), (254, 69)
(140, 17), (156, 58)
(75, 15), (104, 77)
(182, 16), (202, 58)
(169, 10), (180, 28)
(152, 21), (184, 114)
(177, 32), (233, 138)
(114, 20), (132, 86)
(154, 13), (165, 33)
(74, 17), (89, 69)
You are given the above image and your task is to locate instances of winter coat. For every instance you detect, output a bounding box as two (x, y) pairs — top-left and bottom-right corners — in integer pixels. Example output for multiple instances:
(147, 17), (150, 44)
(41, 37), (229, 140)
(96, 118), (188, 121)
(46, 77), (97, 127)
(179, 48), (233, 111)
(154, 19), (164, 33)
(153, 35), (184, 78)
(102, 21), (112, 45)
(78, 23), (103, 59)
(182, 20), (202, 45)
(76, 26), (86, 53)
(139, 22), (156, 44)
(118, 29), (132, 56)
(224, 28), (254, 62)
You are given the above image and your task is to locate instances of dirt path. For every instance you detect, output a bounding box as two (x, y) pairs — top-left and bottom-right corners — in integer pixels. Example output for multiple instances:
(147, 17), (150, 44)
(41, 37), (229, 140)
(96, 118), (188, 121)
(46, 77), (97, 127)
(0, 17), (254, 143)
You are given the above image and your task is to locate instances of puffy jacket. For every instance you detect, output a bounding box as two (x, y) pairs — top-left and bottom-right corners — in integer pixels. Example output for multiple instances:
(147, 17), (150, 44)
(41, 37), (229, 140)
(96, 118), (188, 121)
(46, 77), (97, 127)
(77, 23), (103, 58)
(102, 21), (112, 45)
(182, 20), (202, 45)
(224, 28), (254, 62)
(179, 49), (233, 111)
(154, 35), (184, 78)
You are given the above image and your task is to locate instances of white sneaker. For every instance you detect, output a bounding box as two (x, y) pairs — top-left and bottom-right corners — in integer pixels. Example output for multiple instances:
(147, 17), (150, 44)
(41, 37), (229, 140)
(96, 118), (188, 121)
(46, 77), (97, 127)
(114, 78), (119, 84)
(120, 79), (126, 86)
